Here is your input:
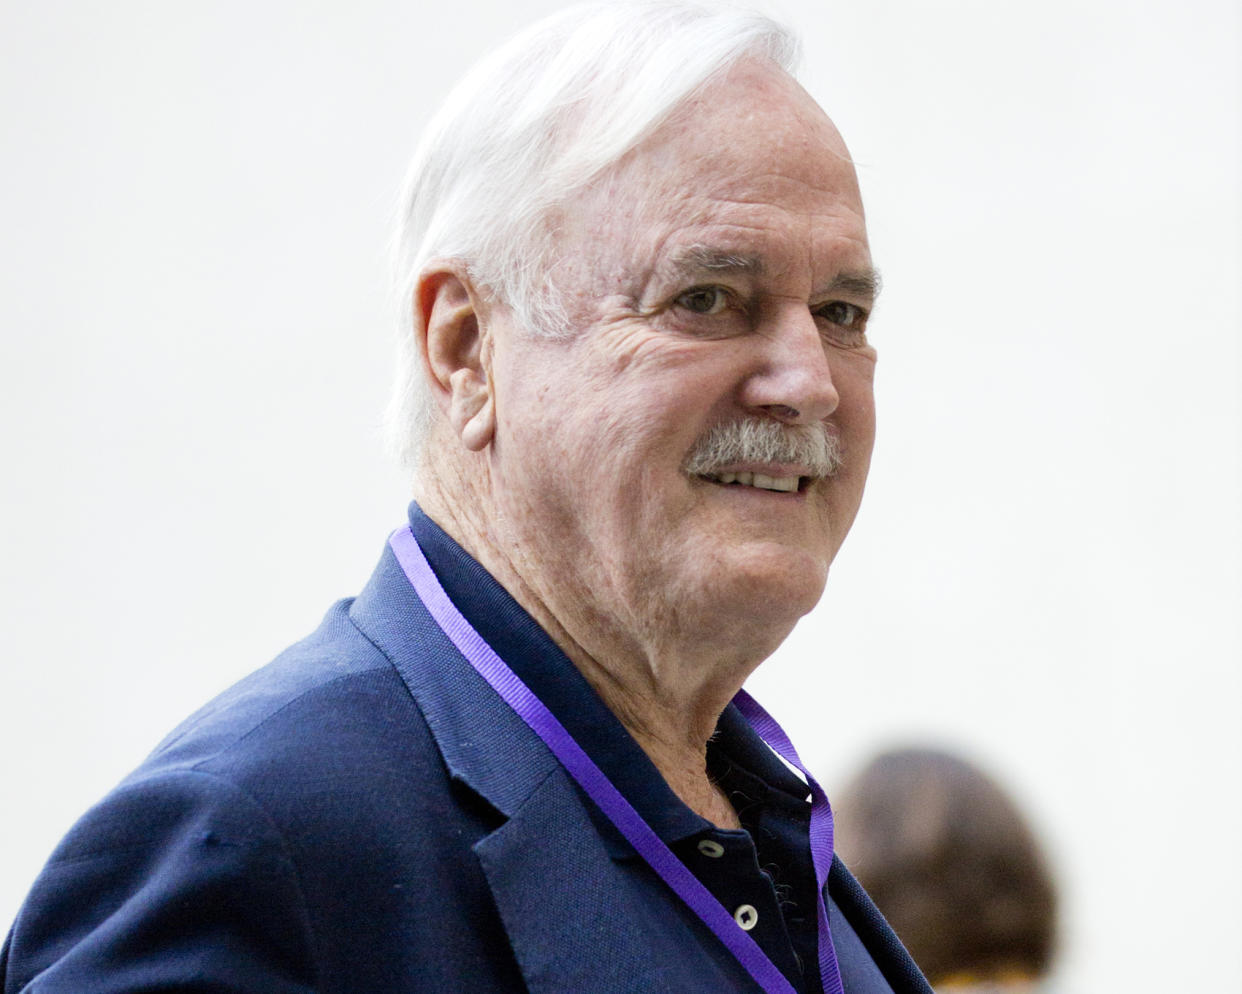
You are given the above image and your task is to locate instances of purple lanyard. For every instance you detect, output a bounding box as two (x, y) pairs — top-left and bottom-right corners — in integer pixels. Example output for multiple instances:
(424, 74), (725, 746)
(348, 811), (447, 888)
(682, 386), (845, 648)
(390, 525), (843, 994)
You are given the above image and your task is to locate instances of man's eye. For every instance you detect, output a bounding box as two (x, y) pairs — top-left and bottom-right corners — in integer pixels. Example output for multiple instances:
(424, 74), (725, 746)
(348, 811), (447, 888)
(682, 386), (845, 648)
(818, 301), (866, 329)
(676, 286), (730, 315)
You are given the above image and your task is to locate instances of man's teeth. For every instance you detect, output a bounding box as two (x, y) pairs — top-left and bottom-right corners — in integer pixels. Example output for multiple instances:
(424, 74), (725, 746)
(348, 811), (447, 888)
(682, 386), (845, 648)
(711, 471), (800, 493)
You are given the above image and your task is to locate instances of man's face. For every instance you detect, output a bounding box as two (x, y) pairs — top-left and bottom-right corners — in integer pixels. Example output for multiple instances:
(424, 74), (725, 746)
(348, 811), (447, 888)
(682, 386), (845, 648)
(485, 62), (877, 661)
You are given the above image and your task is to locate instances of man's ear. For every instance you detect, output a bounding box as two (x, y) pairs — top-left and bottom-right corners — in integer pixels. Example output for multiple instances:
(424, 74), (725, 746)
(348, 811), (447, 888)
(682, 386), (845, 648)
(415, 263), (495, 452)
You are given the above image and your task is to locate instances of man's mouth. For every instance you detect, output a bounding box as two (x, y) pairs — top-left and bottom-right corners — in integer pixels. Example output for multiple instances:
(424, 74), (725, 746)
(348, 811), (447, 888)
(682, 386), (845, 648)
(682, 418), (841, 494)
(699, 471), (807, 493)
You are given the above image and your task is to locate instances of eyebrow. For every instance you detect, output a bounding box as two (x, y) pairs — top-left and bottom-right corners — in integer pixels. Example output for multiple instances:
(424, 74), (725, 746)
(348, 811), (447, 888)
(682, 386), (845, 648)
(662, 245), (882, 304)
(664, 246), (766, 280)
(827, 269), (883, 304)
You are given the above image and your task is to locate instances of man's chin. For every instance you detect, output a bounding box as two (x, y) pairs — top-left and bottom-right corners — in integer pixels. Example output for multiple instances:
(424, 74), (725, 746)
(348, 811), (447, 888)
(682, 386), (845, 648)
(697, 544), (830, 626)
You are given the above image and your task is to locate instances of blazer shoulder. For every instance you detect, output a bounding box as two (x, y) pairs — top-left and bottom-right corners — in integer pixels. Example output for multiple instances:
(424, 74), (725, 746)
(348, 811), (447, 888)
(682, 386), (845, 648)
(4, 767), (319, 994)
(141, 598), (397, 773)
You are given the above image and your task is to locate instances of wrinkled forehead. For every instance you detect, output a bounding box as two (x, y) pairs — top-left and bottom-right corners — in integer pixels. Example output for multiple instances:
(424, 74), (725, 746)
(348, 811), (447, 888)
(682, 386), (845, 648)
(658, 61), (854, 178)
(552, 62), (868, 300)
(627, 63), (851, 188)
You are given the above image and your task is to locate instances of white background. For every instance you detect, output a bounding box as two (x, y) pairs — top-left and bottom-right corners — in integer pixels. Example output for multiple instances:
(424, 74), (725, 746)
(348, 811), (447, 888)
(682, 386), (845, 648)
(2, 1), (1238, 990)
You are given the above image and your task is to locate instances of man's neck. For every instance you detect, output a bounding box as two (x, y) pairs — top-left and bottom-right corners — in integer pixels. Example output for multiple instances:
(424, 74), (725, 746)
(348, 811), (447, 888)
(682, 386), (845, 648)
(564, 646), (745, 829)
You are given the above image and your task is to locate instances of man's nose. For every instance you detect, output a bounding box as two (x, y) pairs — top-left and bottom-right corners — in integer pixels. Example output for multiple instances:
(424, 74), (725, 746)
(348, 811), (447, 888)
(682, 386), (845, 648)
(740, 305), (840, 425)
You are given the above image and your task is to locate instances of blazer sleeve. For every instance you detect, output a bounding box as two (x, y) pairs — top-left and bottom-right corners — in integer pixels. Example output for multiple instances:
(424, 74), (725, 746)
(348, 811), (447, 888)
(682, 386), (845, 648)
(2, 768), (318, 994)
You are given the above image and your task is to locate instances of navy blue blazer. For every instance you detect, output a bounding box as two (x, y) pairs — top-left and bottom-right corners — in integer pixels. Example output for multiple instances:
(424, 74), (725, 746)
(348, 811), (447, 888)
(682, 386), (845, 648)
(1, 535), (930, 993)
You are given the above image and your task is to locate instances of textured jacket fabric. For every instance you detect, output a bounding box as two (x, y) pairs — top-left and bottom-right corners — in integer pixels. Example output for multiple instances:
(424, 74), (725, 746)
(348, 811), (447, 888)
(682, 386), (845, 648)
(1, 526), (931, 993)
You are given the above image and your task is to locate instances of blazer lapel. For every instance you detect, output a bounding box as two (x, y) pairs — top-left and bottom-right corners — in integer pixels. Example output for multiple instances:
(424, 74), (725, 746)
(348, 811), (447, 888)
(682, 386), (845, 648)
(829, 859), (933, 994)
(348, 545), (558, 815)
(474, 767), (756, 994)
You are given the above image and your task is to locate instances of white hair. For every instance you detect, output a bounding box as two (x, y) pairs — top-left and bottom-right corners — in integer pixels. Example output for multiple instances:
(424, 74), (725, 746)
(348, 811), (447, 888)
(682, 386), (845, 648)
(385, 0), (801, 471)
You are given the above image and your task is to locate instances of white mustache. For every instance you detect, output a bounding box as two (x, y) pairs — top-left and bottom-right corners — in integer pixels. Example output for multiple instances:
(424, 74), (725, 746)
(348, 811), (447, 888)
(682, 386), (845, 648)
(683, 418), (842, 479)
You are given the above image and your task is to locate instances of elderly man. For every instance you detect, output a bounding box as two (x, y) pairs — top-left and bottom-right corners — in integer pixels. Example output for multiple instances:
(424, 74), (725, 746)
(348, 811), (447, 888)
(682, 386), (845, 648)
(2, 4), (930, 993)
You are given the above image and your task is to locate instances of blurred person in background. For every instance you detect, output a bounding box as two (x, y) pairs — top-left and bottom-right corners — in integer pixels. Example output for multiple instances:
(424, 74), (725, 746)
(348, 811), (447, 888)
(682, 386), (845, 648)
(835, 749), (1059, 993)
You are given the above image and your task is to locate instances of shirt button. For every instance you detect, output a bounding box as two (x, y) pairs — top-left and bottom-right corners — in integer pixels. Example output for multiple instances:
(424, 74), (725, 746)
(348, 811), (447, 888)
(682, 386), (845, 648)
(697, 839), (725, 858)
(733, 904), (759, 931)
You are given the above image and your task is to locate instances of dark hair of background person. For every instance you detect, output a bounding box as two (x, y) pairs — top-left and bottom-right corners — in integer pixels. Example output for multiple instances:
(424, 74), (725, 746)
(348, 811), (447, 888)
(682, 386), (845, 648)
(834, 748), (1058, 986)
